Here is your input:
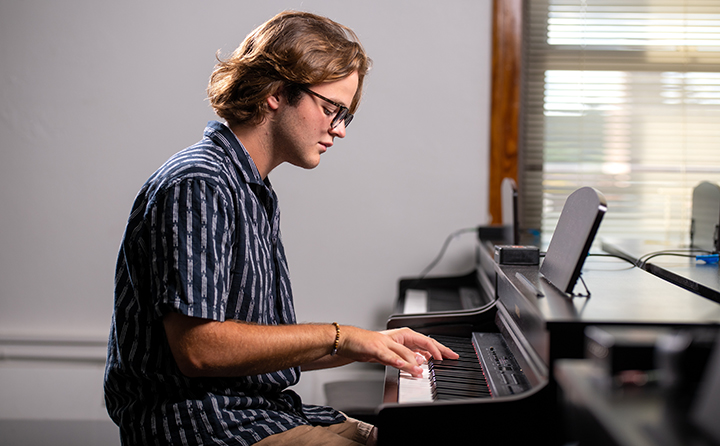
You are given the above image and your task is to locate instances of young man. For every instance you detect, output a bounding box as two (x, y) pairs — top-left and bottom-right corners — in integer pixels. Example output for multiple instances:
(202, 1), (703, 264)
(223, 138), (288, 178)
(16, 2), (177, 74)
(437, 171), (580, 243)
(104, 10), (457, 446)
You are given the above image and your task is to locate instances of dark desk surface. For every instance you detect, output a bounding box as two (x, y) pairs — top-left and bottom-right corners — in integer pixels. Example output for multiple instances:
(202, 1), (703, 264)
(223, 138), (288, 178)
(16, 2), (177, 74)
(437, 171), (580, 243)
(501, 255), (720, 325)
(497, 256), (720, 364)
(601, 238), (720, 303)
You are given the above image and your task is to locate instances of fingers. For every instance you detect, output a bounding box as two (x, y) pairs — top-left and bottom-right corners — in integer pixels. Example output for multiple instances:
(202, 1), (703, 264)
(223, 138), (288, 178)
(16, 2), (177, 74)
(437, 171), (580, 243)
(384, 341), (425, 378)
(339, 326), (425, 377)
(377, 329), (461, 378)
(429, 337), (460, 360)
(364, 336), (422, 377)
(417, 336), (453, 361)
(336, 326), (459, 378)
(382, 328), (460, 361)
(415, 351), (429, 365)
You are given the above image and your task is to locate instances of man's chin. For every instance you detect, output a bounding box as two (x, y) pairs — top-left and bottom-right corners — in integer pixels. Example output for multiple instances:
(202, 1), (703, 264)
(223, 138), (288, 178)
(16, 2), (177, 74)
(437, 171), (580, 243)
(290, 158), (321, 170)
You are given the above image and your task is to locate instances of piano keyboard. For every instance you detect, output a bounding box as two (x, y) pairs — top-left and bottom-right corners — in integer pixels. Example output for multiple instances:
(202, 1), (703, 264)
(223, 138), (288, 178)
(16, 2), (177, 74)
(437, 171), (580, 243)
(398, 335), (490, 403)
(397, 334), (530, 403)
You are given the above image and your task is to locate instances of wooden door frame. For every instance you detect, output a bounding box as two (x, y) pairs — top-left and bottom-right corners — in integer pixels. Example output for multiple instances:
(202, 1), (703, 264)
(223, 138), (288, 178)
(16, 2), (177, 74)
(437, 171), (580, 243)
(489, 0), (523, 224)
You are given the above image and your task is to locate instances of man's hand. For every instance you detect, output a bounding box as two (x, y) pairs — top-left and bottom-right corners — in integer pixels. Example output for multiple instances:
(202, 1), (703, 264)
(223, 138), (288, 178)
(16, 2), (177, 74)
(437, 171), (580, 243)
(381, 327), (459, 362)
(335, 326), (458, 378)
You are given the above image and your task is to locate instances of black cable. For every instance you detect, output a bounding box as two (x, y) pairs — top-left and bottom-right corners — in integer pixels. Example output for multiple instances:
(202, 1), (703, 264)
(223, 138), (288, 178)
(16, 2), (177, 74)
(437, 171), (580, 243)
(587, 252), (638, 267)
(636, 249), (712, 269)
(416, 227), (478, 280)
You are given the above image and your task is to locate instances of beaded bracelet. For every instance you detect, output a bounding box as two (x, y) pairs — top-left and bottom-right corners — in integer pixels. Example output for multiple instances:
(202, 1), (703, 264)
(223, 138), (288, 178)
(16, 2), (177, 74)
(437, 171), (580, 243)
(330, 322), (341, 356)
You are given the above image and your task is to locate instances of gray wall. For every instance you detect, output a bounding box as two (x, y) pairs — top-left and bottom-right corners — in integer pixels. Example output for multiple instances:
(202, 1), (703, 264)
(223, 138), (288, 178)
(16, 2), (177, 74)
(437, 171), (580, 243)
(0, 0), (491, 441)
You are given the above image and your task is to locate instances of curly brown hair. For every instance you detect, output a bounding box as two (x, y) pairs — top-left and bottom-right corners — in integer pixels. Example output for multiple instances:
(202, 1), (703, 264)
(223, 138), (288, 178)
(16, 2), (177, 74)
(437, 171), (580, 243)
(207, 11), (371, 127)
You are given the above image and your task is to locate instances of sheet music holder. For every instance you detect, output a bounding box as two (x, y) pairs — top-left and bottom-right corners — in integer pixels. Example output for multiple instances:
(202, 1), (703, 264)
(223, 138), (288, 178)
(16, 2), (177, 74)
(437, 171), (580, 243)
(539, 187), (607, 295)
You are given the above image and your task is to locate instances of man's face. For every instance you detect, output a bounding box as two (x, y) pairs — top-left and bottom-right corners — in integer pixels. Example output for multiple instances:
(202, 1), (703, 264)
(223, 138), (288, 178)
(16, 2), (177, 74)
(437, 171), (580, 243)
(271, 71), (359, 170)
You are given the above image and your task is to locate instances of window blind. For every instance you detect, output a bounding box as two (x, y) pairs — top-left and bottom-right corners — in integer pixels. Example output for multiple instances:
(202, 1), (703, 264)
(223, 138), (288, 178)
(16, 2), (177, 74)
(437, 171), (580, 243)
(520, 0), (720, 246)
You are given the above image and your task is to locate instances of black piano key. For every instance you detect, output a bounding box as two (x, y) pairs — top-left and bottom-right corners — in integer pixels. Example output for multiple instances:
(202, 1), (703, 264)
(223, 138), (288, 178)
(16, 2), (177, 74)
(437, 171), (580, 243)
(432, 373), (487, 385)
(433, 387), (491, 400)
(431, 366), (485, 377)
(424, 335), (492, 401)
(431, 362), (483, 372)
(431, 375), (490, 390)
(432, 382), (490, 394)
(432, 382), (491, 395)
(434, 387), (491, 397)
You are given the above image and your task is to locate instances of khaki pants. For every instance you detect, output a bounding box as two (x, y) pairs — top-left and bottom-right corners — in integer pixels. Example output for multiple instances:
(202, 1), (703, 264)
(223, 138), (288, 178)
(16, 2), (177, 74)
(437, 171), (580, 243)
(254, 417), (376, 446)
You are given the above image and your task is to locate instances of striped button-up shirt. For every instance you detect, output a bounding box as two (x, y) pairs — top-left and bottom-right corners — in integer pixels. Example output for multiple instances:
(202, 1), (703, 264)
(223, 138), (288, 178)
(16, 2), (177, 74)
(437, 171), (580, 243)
(104, 121), (343, 445)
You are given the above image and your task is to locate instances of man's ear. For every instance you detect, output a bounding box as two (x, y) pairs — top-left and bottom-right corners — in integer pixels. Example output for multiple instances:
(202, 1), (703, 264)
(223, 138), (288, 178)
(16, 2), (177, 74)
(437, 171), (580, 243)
(267, 91), (282, 111)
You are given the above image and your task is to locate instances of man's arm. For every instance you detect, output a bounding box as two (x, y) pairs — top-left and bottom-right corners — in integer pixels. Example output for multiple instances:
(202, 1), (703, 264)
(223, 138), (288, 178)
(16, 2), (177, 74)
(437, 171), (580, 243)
(163, 312), (457, 378)
(300, 327), (458, 372)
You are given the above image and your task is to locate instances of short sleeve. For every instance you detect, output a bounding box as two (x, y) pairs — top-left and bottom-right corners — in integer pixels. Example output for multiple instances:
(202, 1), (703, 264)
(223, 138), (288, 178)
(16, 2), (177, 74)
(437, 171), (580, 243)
(149, 178), (234, 321)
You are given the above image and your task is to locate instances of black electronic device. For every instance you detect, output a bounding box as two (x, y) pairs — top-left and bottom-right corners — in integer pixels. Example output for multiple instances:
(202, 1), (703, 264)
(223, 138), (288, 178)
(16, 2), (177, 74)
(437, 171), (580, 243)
(494, 245), (540, 265)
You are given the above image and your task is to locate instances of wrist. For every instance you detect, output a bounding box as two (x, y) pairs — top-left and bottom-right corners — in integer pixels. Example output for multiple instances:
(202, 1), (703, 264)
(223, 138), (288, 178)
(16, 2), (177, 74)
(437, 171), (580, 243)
(330, 322), (341, 356)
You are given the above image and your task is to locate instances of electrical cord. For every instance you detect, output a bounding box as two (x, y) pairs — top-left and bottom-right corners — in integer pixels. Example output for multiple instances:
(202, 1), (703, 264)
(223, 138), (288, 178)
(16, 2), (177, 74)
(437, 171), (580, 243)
(416, 227), (478, 281)
(587, 252), (638, 267)
(636, 249), (713, 268)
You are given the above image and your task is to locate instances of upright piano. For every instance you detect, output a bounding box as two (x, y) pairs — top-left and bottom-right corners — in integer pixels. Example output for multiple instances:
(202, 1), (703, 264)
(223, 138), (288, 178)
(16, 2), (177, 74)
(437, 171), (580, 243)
(376, 241), (720, 445)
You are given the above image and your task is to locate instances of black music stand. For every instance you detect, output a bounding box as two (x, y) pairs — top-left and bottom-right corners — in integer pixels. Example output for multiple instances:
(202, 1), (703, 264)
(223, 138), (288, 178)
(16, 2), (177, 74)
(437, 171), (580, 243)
(540, 187), (607, 296)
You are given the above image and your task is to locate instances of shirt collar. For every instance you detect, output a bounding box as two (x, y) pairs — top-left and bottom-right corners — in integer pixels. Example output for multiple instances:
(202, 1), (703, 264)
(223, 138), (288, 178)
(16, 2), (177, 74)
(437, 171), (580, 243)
(204, 120), (265, 187)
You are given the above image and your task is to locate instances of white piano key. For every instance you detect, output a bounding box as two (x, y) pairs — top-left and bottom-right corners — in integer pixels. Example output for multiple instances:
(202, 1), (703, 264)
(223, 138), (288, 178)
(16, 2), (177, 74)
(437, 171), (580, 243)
(397, 363), (433, 403)
(403, 289), (428, 314)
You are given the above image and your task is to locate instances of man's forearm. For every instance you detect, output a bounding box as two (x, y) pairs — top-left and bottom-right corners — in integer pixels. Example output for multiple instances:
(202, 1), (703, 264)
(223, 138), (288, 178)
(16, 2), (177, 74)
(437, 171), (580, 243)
(164, 312), (338, 377)
(164, 312), (456, 379)
(300, 353), (355, 371)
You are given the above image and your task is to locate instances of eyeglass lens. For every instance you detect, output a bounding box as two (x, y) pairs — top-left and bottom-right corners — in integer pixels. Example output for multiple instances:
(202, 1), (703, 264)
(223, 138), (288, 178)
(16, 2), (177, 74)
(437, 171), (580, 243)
(332, 109), (353, 129)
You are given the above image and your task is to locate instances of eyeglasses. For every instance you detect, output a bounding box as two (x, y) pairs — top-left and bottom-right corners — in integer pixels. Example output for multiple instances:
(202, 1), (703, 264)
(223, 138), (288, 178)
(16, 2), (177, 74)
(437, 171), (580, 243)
(298, 86), (354, 129)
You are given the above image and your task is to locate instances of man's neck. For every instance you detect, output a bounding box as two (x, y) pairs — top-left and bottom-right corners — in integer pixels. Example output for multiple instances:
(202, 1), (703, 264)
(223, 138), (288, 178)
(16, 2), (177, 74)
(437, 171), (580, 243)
(228, 122), (278, 180)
